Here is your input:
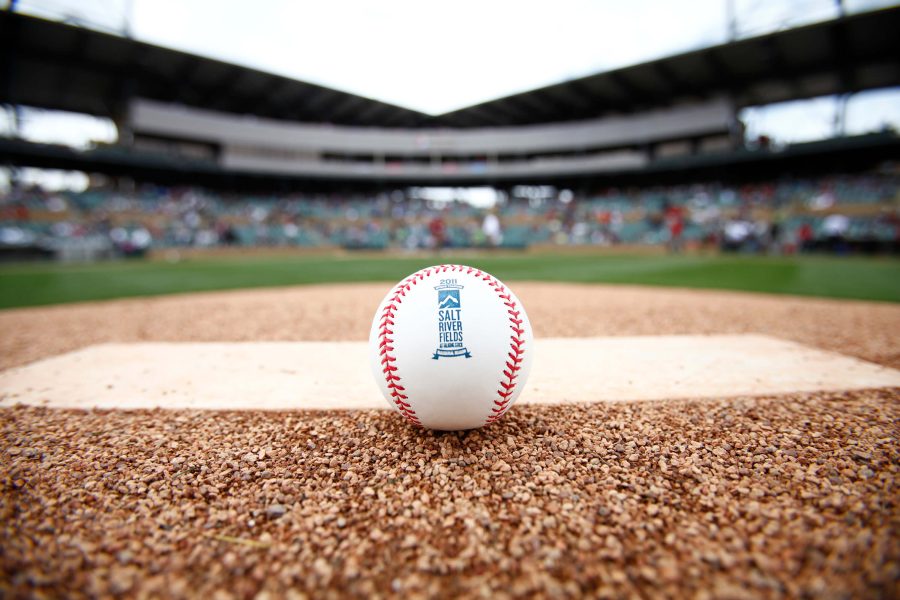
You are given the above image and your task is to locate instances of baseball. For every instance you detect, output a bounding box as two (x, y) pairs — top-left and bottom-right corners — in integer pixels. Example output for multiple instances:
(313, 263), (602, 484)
(368, 264), (534, 430)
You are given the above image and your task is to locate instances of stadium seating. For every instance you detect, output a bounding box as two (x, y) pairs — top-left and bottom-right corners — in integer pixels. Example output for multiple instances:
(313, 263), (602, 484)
(1, 173), (897, 259)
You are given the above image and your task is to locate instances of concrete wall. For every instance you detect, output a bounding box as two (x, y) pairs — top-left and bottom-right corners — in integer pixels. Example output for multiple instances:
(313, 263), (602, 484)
(130, 98), (733, 157)
(127, 97), (731, 180)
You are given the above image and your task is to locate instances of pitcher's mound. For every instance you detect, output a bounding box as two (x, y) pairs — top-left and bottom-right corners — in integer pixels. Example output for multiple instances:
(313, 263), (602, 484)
(2, 334), (898, 411)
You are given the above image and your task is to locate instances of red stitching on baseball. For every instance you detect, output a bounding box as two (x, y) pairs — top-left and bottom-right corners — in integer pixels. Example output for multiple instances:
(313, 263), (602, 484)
(474, 268), (525, 426)
(377, 268), (435, 427)
(378, 265), (525, 428)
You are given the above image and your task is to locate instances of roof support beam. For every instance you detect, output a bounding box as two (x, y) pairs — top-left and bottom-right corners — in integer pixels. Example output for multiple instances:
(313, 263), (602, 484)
(0, 10), (21, 108)
(651, 61), (680, 96)
(298, 88), (343, 119)
(321, 94), (368, 123)
(197, 65), (245, 108)
(556, 79), (596, 110)
(233, 76), (293, 116)
(701, 49), (742, 99)
(171, 56), (206, 104)
(380, 108), (427, 128)
(755, 36), (801, 100)
(456, 102), (516, 127)
(56, 27), (92, 108)
(554, 79), (602, 120)
(505, 91), (565, 123)
(352, 101), (394, 126)
(827, 16), (856, 93)
(460, 108), (496, 127)
(503, 95), (553, 124)
(260, 85), (317, 120)
(487, 99), (534, 125)
(538, 88), (580, 118)
(604, 71), (647, 108)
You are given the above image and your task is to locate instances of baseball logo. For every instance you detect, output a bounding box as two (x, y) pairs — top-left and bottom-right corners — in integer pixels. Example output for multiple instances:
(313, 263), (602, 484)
(369, 264), (534, 430)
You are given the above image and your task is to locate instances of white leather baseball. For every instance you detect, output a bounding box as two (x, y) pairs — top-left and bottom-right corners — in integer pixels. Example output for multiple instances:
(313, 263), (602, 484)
(368, 264), (534, 430)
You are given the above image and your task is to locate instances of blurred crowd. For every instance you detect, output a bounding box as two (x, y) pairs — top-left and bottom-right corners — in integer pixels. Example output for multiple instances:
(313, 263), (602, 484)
(1, 172), (898, 260)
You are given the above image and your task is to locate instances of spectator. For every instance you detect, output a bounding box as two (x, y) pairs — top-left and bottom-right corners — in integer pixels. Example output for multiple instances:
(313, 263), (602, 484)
(428, 214), (447, 250)
(482, 211), (503, 247)
(797, 222), (815, 253)
(822, 213), (850, 253)
(665, 204), (685, 253)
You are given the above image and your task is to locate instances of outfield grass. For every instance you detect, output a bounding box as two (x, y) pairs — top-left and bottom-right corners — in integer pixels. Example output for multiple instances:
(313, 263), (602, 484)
(0, 252), (898, 309)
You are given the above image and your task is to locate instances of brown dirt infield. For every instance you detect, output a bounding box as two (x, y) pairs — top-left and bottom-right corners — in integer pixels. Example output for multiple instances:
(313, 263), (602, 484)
(1, 282), (899, 371)
(1, 283), (899, 598)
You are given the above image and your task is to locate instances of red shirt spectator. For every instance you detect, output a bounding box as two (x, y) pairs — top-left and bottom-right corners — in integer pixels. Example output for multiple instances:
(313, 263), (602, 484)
(666, 205), (684, 238)
(798, 223), (814, 244)
(429, 216), (446, 248)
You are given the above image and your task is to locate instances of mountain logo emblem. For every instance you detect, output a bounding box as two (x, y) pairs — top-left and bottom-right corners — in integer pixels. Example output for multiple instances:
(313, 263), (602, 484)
(438, 290), (460, 308)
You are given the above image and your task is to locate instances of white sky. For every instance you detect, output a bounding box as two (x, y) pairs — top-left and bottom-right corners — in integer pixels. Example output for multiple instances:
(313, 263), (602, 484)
(130, 0), (736, 115)
(2, 0), (899, 190)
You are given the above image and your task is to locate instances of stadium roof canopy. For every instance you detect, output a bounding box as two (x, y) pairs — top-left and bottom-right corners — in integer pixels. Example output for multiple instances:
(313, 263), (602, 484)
(0, 10), (430, 127)
(440, 5), (900, 127)
(1, 5), (899, 129)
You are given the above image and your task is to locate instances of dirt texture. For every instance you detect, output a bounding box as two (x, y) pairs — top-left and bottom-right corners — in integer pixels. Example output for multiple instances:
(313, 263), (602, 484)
(1, 283), (899, 371)
(2, 390), (898, 599)
(1, 283), (899, 598)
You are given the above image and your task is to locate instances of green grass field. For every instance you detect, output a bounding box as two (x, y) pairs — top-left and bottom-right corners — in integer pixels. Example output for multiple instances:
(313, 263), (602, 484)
(0, 252), (898, 309)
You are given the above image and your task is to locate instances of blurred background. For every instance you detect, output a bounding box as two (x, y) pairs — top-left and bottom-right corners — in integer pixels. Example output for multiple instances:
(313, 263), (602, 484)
(0, 0), (898, 264)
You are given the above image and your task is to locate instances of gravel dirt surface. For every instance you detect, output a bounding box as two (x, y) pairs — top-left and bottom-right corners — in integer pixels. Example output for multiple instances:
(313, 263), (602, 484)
(2, 390), (898, 599)
(1, 282), (899, 371)
(1, 283), (899, 598)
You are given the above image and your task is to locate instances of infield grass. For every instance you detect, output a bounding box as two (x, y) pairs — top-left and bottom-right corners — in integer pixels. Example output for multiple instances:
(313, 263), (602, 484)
(0, 252), (898, 309)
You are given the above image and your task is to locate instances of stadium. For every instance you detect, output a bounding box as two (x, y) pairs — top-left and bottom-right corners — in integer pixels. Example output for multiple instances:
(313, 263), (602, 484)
(1, 1), (899, 597)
